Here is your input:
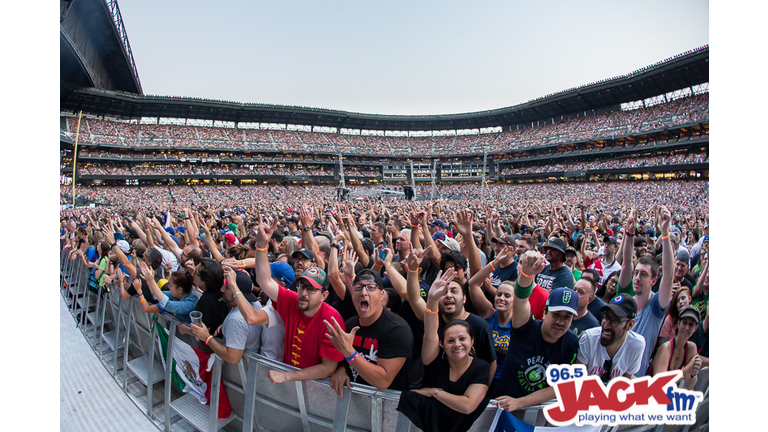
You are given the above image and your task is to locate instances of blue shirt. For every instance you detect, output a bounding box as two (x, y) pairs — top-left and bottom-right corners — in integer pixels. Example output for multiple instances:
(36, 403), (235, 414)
(632, 292), (667, 376)
(485, 310), (511, 383)
(158, 290), (199, 324)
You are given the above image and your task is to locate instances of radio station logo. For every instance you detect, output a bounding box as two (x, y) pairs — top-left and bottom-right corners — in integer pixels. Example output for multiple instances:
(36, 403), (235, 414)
(543, 365), (703, 426)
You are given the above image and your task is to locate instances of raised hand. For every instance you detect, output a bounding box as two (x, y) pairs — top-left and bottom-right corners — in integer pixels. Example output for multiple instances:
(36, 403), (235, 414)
(426, 268), (456, 304)
(518, 250), (547, 278)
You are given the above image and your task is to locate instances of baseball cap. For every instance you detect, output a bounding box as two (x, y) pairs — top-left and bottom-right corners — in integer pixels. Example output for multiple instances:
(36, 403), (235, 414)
(224, 233), (237, 246)
(678, 306), (701, 324)
(437, 238), (461, 252)
(157, 279), (169, 289)
(428, 219), (447, 229)
(432, 231), (446, 241)
(645, 228), (656, 239)
(491, 235), (516, 246)
(543, 238), (567, 255)
(292, 248), (316, 262)
(546, 287), (579, 315)
(564, 246), (577, 256)
(270, 261), (295, 287)
(296, 267), (327, 291)
(115, 239), (131, 254)
(600, 294), (637, 318)
(354, 268), (384, 289)
(605, 236), (618, 246)
(234, 270), (259, 303)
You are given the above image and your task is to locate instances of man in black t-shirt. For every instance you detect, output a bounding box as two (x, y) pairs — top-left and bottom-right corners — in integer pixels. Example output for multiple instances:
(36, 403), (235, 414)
(327, 269), (413, 397)
(535, 238), (575, 291)
(493, 250), (579, 413)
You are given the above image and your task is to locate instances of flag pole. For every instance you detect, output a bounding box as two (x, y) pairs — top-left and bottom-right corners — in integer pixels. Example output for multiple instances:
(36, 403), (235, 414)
(72, 111), (82, 207)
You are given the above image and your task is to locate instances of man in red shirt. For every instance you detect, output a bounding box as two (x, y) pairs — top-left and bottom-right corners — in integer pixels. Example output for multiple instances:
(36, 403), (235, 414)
(226, 216), (345, 384)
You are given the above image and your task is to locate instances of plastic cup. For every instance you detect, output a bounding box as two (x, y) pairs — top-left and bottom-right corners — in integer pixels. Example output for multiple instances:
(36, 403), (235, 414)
(190, 311), (203, 325)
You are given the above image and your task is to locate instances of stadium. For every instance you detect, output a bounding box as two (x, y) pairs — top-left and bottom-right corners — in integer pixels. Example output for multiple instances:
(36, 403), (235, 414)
(60, 1), (709, 432)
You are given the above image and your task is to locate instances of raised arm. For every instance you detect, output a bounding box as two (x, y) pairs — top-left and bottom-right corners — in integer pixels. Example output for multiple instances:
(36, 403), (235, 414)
(657, 206), (674, 310)
(152, 217), (183, 259)
(468, 247), (514, 320)
(422, 268), (455, 365)
(511, 250), (547, 330)
(618, 207), (636, 291)
(404, 246), (432, 321)
(298, 205), (325, 271)
(456, 209), (482, 277)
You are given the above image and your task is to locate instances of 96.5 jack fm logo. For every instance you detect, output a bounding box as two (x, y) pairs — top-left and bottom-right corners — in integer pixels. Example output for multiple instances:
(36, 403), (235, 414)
(542, 365), (704, 427)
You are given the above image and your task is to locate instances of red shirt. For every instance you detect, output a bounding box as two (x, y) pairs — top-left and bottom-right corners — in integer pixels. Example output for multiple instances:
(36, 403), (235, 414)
(275, 287), (345, 368)
(529, 283), (548, 320)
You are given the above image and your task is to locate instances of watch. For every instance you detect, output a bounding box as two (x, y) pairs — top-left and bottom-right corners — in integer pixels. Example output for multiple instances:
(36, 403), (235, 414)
(304, 226), (312, 231)
(111, 242), (118, 248)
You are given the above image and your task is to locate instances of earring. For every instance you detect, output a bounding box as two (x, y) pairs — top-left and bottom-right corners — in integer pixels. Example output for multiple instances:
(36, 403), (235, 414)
(469, 346), (476, 357)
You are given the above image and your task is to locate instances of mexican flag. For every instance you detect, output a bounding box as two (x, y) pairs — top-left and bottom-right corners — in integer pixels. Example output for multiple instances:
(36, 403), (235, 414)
(154, 320), (232, 419)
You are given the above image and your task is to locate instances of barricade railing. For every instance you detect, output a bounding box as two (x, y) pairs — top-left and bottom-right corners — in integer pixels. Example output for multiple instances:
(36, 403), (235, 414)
(60, 256), (708, 432)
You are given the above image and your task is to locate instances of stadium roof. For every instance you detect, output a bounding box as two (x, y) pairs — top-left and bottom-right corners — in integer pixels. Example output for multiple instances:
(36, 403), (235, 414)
(61, 46), (707, 132)
(60, 0), (142, 95)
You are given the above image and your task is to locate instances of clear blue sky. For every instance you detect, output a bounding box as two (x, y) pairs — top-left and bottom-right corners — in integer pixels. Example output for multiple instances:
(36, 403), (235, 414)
(118, 0), (709, 116)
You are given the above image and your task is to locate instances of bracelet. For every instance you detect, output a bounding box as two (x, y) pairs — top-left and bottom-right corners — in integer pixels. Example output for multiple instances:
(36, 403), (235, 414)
(205, 336), (213, 345)
(661, 234), (670, 240)
(411, 224), (419, 228)
(625, 231), (635, 237)
(489, 262), (495, 271)
(520, 269), (533, 278)
(256, 247), (268, 252)
(233, 292), (241, 299)
(140, 299), (146, 304)
(345, 351), (358, 362)
(408, 268), (418, 273)
(434, 388), (441, 397)
(137, 292), (144, 297)
(425, 305), (439, 315)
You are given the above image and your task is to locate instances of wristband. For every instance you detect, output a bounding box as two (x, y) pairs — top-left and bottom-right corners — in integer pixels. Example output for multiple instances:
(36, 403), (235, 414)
(205, 336), (213, 345)
(514, 281), (534, 299)
(625, 231), (635, 237)
(520, 269), (533, 278)
(661, 234), (670, 240)
(345, 351), (358, 362)
(411, 224), (419, 228)
(425, 305), (439, 315)
(140, 299), (146, 304)
(489, 262), (495, 271)
(256, 247), (268, 252)
(408, 268), (418, 273)
(233, 292), (241, 299)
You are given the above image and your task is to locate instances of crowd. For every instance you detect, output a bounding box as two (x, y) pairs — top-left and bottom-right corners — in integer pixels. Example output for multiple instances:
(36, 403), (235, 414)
(63, 93), (708, 157)
(61, 179), (709, 431)
(500, 153), (708, 175)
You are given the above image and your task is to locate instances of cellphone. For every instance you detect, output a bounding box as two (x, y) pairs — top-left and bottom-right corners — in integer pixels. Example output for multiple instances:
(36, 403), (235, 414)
(378, 248), (387, 260)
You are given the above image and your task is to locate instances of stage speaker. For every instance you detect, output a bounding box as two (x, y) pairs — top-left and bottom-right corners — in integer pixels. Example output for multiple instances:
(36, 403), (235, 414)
(403, 186), (414, 200)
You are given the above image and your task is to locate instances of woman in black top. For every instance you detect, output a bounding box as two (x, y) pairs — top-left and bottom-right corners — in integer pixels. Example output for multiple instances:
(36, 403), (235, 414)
(183, 258), (229, 334)
(397, 268), (490, 432)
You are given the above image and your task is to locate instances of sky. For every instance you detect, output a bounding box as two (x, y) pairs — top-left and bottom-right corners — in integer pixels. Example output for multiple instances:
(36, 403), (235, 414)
(117, 0), (709, 116)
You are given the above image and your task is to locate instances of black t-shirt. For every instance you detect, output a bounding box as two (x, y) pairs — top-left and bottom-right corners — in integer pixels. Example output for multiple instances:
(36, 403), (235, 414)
(397, 355), (490, 432)
(535, 264), (574, 291)
(438, 313), (497, 367)
(690, 321), (709, 358)
(491, 261), (518, 288)
(344, 309), (413, 391)
(570, 312), (600, 338)
(195, 290), (230, 333)
(126, 278), (160, 305)
(326, 287), (357, 322)
(395, 280), (431, 387)
(492, 317), (579, 399)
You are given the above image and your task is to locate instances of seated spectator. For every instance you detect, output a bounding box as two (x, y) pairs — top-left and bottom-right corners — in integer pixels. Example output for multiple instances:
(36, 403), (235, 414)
(651, 306), (703, 390)
(326, 269), (413, 396)
(397, 269), (490, 432)
(577, 294), (645, 383)
(189, 268), (264, 364)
